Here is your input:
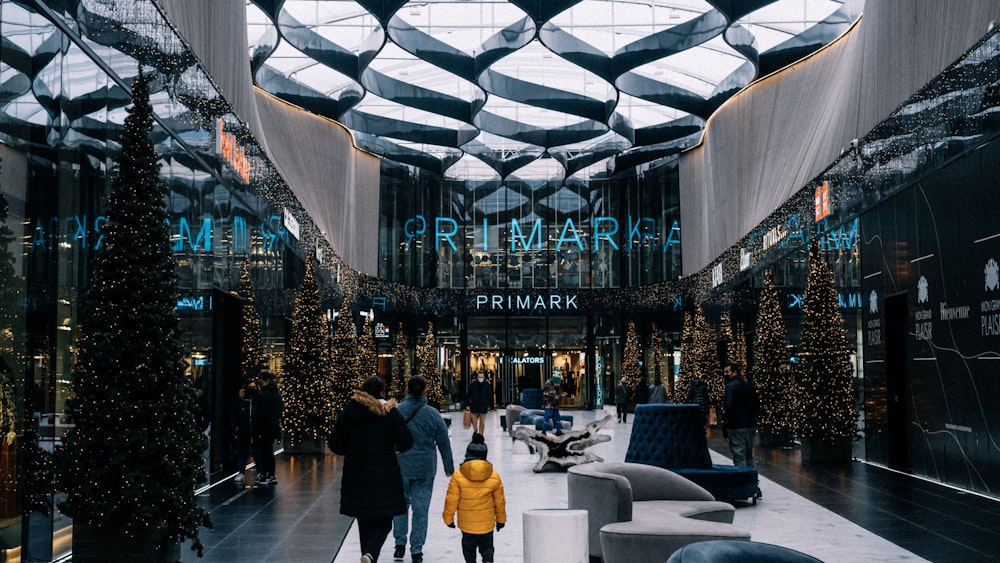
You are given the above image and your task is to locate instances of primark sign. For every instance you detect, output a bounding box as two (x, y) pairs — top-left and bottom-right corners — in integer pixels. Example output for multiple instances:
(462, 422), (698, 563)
(475, 293), (579, 312)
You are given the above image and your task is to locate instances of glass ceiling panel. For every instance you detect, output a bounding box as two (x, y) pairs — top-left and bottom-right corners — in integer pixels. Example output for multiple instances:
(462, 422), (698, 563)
(248, 0), (860, 179)
(551, 0), (710, 54)
(446, 154), (503, 181)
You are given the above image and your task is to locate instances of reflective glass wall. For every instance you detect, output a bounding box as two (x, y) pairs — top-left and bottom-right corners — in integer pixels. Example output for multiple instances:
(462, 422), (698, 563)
(379, 158), (681, 289)
(1, 1), (327, 559)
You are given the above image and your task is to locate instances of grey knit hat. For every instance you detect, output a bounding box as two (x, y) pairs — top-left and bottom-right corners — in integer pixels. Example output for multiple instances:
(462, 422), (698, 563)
(465, 432), (488, 461)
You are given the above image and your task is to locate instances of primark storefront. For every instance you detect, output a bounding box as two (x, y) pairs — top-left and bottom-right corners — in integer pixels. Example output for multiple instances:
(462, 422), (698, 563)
(4, 0), (1000, 561)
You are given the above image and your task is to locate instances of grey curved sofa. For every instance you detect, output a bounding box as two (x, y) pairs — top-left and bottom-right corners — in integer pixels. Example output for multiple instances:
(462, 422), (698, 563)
(567, 462), (750, 562)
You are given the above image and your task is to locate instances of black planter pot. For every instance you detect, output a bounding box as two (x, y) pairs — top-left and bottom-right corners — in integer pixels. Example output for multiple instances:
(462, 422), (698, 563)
(282, 436), (326, 455)
(800, 436), (852, 463)
(759, 430), (795, 448)
(72, 524), (180, 563)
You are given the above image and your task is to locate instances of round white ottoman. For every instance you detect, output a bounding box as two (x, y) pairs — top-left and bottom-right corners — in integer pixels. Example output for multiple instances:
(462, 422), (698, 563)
(523, 508), (588, 563)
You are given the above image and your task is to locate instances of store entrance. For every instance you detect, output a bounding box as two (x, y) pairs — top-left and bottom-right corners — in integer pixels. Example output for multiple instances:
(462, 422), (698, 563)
(465, 316), (590, 408)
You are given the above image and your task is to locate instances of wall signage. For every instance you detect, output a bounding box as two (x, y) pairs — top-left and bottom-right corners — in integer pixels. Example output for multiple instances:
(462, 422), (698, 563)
(404, 215), (680, 254)
(500, 356), (546, 364)
(215, 118), (250, 183)
(711, 262), (723, 288)
(474, 293), (579, 311)
(283, 208), (300, 240)
(814, 180), (831, 221)
(28, 213), (291, 256)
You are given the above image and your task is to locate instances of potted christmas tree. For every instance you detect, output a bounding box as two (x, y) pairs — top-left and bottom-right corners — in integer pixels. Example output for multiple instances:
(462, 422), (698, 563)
(797, 241), (859, 462)
(52, 73), (211, 560)
(752, 269), (796, 447)
(281, 259), (333, 454)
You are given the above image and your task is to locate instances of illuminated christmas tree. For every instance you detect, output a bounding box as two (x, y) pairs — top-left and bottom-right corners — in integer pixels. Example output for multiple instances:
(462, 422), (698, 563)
(416, 322), (445, 409)
(649, 323), (665, 393)
(622, 320), (642, 391)
(730, 320), (748, 375)
(674, 307), (695, 402)
(355, 314), (377, 390)
(52, 73), (211, 555)
(0, 190), (19, 448)
(235, 259), (264, 380)
(752, 268), (796, 444)
(798, 240), (858, 448)
(390, 323), (409, 401)
(719, 312), (732, 363)
(281, 259), (334, 447)
(329, 295), (357, 415)
(693, 302), (723, 407)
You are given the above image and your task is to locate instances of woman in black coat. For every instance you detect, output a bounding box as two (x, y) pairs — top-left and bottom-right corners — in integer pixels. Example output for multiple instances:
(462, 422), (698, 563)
(329, 376), (414, 563)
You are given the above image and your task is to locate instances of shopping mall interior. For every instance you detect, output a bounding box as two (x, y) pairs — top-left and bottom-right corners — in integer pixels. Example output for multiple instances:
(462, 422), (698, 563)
(2, 1), (1000, 561)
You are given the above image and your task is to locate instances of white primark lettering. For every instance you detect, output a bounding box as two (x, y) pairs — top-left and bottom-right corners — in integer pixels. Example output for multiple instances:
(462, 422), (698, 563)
(475, 293), (580, 311)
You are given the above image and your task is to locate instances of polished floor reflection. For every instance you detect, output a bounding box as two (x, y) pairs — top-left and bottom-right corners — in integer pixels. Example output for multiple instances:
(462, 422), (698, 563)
(181, 408), (1000, 562)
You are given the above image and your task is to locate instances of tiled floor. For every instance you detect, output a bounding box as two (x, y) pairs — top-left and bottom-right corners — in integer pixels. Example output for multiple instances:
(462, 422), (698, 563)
(181, 407), (1000, 562)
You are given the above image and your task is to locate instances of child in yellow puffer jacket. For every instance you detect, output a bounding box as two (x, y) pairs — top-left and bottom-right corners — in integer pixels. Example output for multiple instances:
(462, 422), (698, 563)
(443, 432), (507, 563)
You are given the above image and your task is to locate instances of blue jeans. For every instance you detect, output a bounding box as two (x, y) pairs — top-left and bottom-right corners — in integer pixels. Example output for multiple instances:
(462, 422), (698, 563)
(544, 407), (563, 433)
(393, 476), (434, 554)
(728, 427), (756, 467)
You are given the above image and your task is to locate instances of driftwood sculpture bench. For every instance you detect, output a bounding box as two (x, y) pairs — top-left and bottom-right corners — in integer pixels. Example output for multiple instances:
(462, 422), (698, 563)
(513, 415), (613, 472)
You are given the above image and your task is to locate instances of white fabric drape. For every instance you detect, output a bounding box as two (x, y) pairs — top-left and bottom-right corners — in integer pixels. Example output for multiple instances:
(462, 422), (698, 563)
(157, 0), (381, 276)
(680, 1), (1000, 275)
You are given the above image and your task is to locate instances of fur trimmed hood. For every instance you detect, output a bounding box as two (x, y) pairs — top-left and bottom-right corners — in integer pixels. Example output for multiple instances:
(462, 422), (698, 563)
(351, 390), (397, 416)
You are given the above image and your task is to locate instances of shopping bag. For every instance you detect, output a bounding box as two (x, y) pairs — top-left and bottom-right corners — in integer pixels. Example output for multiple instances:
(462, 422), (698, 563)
(463, 408), (472, 429)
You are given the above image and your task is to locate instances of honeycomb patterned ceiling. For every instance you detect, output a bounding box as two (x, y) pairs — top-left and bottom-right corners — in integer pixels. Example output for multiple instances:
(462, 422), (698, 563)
(248, 1), (862, 182)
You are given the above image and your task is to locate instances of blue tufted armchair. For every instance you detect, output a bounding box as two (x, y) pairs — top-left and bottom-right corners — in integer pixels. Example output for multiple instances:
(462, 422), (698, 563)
(625, 404), (759, 502)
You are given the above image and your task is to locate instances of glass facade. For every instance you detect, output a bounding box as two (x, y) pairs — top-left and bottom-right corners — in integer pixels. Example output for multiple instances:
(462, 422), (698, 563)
(378, 158), (681, 289)
(1, 1), (334, 559)
(2, 1), (1000, 560)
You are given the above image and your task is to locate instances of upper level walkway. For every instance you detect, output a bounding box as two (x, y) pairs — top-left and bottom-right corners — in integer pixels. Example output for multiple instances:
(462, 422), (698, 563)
(180, 407), (1000, 562)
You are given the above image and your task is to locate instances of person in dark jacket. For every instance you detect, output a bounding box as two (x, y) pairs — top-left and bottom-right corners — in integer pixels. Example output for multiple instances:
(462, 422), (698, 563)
(686, 375), (710, 425)
(393, 375), (455, 562)
(329, 376), (414, 563)
(648, 376), (668, 404)
(615, 376), (631, 423)
(229, 379), (258, 486)
(465, 372), (493, 435)
(723, 363), (758, 468)
(634, 369), (650, 405)
(252, 370), (283, 486)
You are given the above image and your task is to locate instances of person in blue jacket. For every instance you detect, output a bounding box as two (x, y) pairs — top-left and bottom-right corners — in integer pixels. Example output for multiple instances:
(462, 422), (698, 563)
(392, 375), (455, 562)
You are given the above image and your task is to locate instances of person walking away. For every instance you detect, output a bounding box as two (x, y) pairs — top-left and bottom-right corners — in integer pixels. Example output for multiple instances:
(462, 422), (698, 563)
(686, 374), (710, 426)
(723, 363), (759, 468)
(253, 370), (282, 486)
(329, 376), (414, 563)
(393, 375), (455, 562)
(541, 372), (567, 435)
(466, 372), (493, 435)
(634, 368), (650, 406)
(615, 376), (631, 423)
(443, 433), (507, 563)
(648, 376), (668, 404)
(229, 379), (257, 486)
